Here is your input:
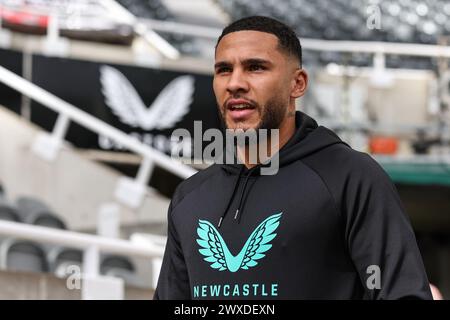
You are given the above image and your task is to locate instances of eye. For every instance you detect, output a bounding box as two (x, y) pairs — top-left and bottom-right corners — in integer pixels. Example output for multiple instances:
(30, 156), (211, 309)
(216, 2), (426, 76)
(248, 64), (266, 72)
(216, 66), (232, 74)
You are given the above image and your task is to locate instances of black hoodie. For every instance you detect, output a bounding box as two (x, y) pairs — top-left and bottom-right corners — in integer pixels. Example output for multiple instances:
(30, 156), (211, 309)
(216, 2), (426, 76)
(154, 111), (432, 300)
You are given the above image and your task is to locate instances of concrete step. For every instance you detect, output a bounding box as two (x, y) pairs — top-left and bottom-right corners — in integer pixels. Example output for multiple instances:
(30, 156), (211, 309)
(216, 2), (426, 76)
(0, 269), (154, 299)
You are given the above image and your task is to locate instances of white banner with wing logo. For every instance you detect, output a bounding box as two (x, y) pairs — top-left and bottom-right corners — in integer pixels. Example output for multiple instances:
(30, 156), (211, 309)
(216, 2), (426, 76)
(98, 65), (195, 155)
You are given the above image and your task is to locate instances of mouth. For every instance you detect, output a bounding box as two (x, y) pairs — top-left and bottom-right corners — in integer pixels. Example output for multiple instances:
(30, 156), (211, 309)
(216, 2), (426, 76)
(226, 100), (257, 122)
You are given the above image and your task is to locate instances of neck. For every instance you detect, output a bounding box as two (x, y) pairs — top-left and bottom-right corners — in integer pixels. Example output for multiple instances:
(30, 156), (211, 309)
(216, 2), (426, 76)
(237, 113), (296, 169)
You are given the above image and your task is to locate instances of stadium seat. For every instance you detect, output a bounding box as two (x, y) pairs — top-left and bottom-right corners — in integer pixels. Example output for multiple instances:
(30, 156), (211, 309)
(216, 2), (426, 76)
(16, 197), (67, 229)
(0, 199), (21, 222)
(101, 255), (137, 284)
(47, 247), (83, 278)
(0, 238), (49, 273)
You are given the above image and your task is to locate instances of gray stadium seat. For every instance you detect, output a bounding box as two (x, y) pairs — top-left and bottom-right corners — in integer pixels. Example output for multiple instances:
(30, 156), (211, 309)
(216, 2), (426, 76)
(16, 197), (67, 262)
(0, 200), (21, 254)
(32, 213), (67, 229)
(47, 247), (83, 278)
(0, 199), (21, 222)
(0, 238), (48, 273)
(16, 197), (67, 229)
(101, 255), (137, 284)
(16, 196), (49, 216)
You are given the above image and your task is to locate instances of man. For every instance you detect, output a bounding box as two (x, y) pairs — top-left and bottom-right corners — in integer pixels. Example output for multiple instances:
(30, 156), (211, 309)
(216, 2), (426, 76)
(154, 16), (432, 299)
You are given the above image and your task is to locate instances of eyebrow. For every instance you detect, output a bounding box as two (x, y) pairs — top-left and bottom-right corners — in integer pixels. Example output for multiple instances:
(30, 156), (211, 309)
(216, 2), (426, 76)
(214, 61), (231, 70)
(242, 58), (272, 67)
(214, 58), (272, 70)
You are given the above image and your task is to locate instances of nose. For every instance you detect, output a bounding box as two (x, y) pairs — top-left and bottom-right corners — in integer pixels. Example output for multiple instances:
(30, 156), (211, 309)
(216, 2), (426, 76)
(226, 69), (249, 95)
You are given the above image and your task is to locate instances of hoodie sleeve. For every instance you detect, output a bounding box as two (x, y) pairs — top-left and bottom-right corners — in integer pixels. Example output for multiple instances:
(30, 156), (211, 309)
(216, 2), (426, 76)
(153, 201), (191, 300)
(339, 153), (432, 300)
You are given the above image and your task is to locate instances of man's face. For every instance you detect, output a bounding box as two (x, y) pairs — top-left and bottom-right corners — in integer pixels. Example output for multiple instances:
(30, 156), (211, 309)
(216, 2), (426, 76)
(213, 30), (298, 131)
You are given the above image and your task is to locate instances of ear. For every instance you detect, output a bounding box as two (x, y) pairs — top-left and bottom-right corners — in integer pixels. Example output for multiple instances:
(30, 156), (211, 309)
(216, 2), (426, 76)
(291, 69), (308, 99)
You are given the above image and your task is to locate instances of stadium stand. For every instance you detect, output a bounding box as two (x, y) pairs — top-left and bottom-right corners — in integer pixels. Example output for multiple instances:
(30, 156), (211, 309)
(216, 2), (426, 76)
(216, 0), (450, 68)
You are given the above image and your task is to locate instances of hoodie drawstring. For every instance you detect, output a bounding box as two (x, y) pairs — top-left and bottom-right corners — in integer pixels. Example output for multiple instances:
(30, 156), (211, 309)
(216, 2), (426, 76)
(217, 165), (245, 228)
(233, 166), (258, 223)
(217, 165), (259, 228)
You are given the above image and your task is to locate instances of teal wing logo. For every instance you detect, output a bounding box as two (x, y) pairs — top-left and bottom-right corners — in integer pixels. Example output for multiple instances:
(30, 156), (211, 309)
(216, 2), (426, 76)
(196, 212), (282, 272)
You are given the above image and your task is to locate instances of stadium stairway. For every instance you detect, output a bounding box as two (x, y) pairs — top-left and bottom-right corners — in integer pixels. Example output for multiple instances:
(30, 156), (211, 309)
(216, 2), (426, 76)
(0, 105), (170, 236)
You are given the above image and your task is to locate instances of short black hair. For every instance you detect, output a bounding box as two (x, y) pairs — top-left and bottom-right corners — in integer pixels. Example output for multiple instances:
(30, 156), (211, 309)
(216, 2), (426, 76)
(216, 16), (302, 67)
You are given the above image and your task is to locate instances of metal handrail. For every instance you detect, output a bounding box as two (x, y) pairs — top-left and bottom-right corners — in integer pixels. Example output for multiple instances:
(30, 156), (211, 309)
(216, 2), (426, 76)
(0, 220), (164, 258)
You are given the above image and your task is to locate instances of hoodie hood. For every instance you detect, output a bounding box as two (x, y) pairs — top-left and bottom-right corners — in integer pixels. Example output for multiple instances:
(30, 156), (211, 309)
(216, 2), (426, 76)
(216, 111), (348, 228)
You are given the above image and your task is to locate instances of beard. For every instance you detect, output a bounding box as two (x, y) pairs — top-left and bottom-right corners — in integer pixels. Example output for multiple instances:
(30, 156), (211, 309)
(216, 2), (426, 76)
(218, 95), (287, 132)
(256, 96), (287, 131)
(217, 94), (287, 151)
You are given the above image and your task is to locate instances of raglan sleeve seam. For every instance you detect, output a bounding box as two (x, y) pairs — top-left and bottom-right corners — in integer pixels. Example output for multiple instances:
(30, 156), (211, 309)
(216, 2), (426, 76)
(299, 159), (344, 228)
